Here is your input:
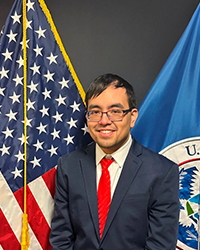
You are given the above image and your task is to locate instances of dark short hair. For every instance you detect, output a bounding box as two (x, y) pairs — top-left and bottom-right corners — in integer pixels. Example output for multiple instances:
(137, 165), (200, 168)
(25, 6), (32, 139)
(85, 73), (137, 108)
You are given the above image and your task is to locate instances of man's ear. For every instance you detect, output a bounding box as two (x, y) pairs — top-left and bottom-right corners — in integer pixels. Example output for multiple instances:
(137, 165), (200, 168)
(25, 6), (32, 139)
(130, 108), (138, 128)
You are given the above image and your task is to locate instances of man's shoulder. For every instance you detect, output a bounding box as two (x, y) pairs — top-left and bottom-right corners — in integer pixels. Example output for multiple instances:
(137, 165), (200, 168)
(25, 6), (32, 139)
(60, 141), (95, 162)
(131, 138), (177, 169)
(56, 142), (95, 173)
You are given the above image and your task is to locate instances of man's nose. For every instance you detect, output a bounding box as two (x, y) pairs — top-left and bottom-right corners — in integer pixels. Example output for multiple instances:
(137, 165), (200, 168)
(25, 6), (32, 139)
(99, 112), (112, 124)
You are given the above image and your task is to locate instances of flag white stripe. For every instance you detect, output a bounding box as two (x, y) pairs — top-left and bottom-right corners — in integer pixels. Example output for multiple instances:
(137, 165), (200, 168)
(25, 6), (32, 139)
(28, 176), (54, 226)
(0, 171), (22, 243)
(0, 171), (45, 249)
(29, 227), (43, 250)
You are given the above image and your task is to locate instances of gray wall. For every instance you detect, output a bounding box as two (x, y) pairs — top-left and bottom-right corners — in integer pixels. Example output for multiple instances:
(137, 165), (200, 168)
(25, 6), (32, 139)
(0, 0), (199, 106)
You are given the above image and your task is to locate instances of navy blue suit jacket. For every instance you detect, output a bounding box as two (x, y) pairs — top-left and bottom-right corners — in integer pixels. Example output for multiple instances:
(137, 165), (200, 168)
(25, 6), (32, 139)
(50, 139), (179, 250)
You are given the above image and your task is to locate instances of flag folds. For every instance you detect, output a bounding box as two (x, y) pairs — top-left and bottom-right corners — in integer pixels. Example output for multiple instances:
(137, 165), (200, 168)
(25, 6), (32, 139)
(0, 0), (91, 249)
(132, 3), (200, 250)
(132, 4), (200, 153)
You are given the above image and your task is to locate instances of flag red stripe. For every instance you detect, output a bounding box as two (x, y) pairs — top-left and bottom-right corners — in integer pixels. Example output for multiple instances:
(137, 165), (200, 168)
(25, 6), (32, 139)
(0, 208), (20, 250)
(42, 167), (56, 198)
(14, 186), (52, 250)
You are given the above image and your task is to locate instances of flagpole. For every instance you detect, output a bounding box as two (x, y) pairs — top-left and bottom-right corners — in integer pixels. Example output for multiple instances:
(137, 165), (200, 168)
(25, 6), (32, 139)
(21, 0), (29, 249)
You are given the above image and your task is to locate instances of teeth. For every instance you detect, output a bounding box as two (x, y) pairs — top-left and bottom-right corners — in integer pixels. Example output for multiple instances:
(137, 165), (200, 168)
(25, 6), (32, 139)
(101, 131), (111, 134)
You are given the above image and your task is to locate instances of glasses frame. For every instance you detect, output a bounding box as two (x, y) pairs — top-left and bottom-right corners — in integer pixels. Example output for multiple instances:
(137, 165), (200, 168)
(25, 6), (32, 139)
(86, 107), (134, 122)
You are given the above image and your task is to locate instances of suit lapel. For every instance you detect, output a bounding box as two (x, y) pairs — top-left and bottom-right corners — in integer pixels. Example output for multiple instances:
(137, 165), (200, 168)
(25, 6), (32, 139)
(101, 140), (143, 240)
(80, 143), (100, 240)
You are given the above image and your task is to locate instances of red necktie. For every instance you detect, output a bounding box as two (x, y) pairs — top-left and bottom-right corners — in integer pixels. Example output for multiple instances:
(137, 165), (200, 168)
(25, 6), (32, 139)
(98, 157), (114, 238)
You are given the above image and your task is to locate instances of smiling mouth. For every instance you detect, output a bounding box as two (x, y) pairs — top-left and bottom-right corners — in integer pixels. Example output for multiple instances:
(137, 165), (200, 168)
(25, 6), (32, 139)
(98, 130), (115, 137)
(100, 130), (112, 134)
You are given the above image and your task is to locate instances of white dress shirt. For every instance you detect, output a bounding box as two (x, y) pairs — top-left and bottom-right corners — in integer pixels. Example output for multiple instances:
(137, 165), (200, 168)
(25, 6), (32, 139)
(96, 136), (132, 199)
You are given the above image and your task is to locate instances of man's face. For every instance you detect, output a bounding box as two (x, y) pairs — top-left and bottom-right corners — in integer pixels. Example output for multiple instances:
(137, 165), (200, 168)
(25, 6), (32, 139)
(86, 85), (138, 154)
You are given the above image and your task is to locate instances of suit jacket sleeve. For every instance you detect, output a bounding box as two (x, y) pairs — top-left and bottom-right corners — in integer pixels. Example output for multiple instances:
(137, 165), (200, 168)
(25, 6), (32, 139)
(49, 157), (75, 250)
(145, 162), (179, 250)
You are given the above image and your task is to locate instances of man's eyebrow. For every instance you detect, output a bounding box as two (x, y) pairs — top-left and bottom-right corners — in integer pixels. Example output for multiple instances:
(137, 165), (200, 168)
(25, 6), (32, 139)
(88, 103), (124, 110)
(109, 103), (124, 109)
(88, 104), (101, 109)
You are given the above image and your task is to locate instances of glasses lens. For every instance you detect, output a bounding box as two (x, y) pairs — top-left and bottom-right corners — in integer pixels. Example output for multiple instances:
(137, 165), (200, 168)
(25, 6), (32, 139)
(108, 109), (123, 121)
(88, 111), (101, 121)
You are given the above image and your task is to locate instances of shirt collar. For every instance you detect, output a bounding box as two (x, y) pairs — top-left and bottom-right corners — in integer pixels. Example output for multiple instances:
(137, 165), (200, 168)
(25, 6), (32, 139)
(96, 136), (132, 166)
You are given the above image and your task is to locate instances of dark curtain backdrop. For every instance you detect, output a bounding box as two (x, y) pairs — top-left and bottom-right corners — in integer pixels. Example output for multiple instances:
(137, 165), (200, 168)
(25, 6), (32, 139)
(0, 0), (199, 106)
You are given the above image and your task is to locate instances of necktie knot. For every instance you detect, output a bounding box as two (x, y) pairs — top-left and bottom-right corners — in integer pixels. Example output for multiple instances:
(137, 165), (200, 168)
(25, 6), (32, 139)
(100, 157), (114, 170)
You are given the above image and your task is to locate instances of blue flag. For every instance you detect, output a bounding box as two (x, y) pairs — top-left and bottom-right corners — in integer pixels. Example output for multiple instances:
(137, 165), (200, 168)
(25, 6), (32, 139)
(132, 4), (200, 250)
(0, 0), (91, 249)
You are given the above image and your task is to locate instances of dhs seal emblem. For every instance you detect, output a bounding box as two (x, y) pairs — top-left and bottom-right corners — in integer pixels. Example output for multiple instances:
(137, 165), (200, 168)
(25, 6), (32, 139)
(161, 137), (200, 250)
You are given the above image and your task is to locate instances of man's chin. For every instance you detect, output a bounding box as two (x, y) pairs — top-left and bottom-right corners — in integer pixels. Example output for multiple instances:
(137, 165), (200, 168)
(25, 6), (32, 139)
(97, 141), (117, 154)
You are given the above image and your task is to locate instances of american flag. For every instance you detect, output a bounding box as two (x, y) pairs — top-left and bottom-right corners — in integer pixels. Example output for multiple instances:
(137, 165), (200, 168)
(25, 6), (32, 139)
(0, 0), (91, 249)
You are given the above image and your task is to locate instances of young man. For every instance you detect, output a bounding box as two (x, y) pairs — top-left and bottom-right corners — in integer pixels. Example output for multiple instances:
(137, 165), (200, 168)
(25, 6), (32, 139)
(50, 74), (179, 250)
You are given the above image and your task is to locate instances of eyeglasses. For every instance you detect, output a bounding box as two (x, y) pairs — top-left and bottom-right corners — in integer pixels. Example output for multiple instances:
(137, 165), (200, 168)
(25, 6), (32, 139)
(86, 107), (134, 122)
